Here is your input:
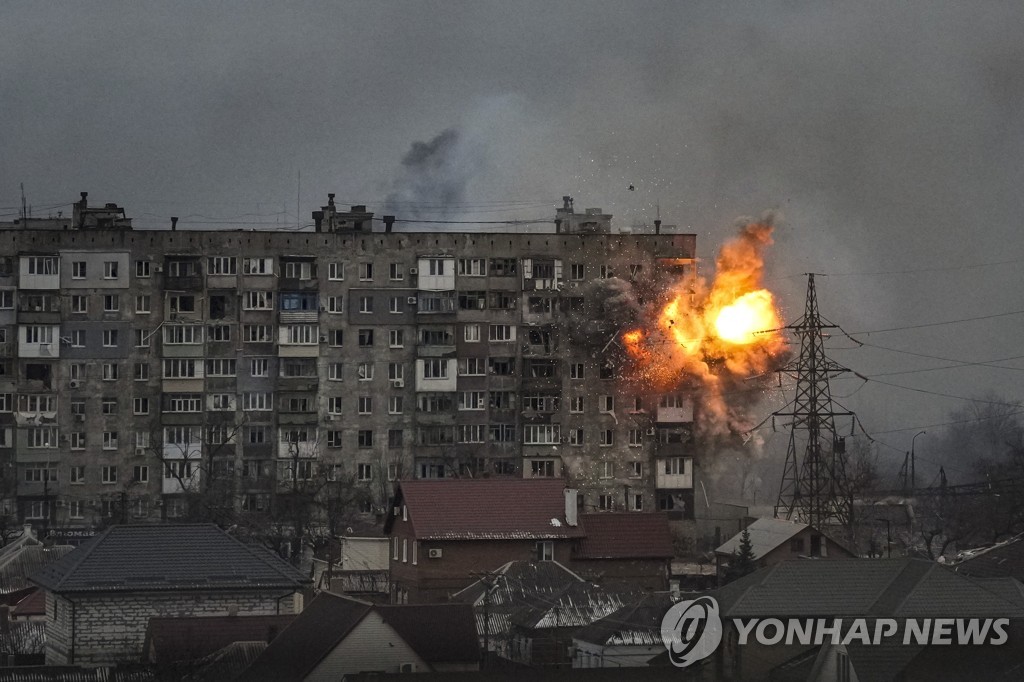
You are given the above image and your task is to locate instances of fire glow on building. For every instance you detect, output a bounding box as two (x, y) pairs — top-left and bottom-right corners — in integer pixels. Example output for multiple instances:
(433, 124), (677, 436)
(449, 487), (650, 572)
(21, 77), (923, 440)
(623, 218), (788, 437)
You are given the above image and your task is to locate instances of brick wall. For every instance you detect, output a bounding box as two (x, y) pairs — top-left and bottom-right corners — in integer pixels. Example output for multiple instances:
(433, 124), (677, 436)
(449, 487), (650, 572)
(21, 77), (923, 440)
(44, 589), (301, 667)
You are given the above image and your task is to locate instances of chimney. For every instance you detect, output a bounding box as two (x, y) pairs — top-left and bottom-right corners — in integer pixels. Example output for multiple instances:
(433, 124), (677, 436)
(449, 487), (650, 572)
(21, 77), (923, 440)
(312, 210), (324, 233)
(554, 218), (562, 234)
(562, 195), (573, 212)
(327, 193), (336, 208)
(22, 523), (33, 540)
(383, 215), (395, 233)
(654, 219), (662, 234)
(564, 488), (578, 527)
(170, 216), (178, 231)
(79, 192), (88, 207)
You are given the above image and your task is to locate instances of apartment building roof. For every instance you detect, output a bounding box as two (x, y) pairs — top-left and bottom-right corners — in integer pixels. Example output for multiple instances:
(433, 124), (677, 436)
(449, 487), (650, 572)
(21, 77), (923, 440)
(29, 524), (310, 594)
(385, 479), (584, 540)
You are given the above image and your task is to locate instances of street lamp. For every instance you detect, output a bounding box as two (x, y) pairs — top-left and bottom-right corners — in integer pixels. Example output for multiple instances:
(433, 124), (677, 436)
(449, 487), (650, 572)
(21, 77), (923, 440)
(911, 431), (926, 491)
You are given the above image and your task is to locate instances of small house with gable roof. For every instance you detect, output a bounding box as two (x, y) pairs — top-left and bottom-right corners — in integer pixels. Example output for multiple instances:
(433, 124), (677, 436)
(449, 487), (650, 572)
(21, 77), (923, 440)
(29, 523), (310, 667)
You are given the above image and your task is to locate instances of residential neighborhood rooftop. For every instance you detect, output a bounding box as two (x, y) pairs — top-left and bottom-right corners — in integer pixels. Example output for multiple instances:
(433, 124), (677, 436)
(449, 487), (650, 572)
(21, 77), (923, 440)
(575, 513), (674, 559)
(29, 524), (310, 594)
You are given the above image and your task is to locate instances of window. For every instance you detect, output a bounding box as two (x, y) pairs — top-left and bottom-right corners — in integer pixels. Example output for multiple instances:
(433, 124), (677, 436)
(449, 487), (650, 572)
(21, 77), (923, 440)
(243, 392), (272, 411)
(599, 265), (612, 279)
(600, 461), (615, 479)
(458, 424), (486, 443)
(24, 465), (57, 483)
(209, 325), (231, 342)
(464, 324), (481, 342)
(26, 427), (57, 448)
(569, 396), (584, 413)
(629, 429), (643, 447)
(389, 263), (404, 280)
(71, 295), (88, 313)
(458, 391), (486, 410)
(489, 258), (516, 276)
(250, 358), (269, 377)
(328, 262), (344, 280)
(458, 291), (486, 310)
(25, 326), (54, 344)
(102, 398), (118, 415)
(664, 457), (687, 475)
(489, 324), (515, 342)
(133, 465), (149, 483)
(243, 291), (273, 310)
(102, 432), (119, 451)
(570, 363), (584, 379)
(357, 463), (373, 481)
(27, 256), (59, 275)
(284, 324), (317, 345)
(0, 394), (9, 412)
(358, 296), (374, 314)
(243, 257), (273, 275)
(327, 396), (343, 414)
(599, 494), (614, 511)
(570, 263), (585, 280)
(208, 256), (236, 275)
(104, 261), (119, 279)
(102, 294), (119, 312)
(358, 262), (374, 281)
(71, 432), (86, 449)
(166, 394), (202, 412)
(358, 396), (372, 414)
(489, 424), (516, 443)
(599, 395), (615, 412)
(524, 424), (560, 445)
(389, 329), (404, 348)
(325, 362), (343, 381)
(134, 363), (149, 381)
(163, 325), (202, 345)
(458, 258), (486, 276)
(135, 432), (149, 450)
(168, 294), (195, 313)
(328, 329), (344, 347)
(134, 294), (151, 314)
(568, 428), (584, 446)
(25, 501), (49, 520)
(388, 363), (404, 381)
(70, 466), (85, 484)
(70, 330), (85, 347)
(102, 363), (119, 381)
(458, 357), (486, 376)
(244, 325), (272, 343)
(389, 396), (404, 414)
(358, 329), (374, 347)
(425, 258), (445, 276)
(72, 261), (87, 279)
(133, 328), (149, 348)
(210, 394), (233, 410)
(388, 429), (404, 448)
(422, 359), (448, 379)
(536, 541), (555, 562)
(326, 296), (344, 314)
(136, 260), (151, 277)
(531, 460), (555, 478)
(283, 261), (313, 280)
(389, 296), (403, 314)
(163, 359), (198, 378)
(246, 426), (267, 445)
(599, 429), (614, 446)
(357, 362), (374, 381)
(205, 358), (236, 377)
(358, 430), (373, 448)
(630, 494), (644, 511)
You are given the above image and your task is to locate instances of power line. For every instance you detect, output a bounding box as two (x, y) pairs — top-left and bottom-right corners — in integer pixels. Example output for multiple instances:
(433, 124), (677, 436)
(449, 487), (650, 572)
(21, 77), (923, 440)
(847, 309), (1024, 335)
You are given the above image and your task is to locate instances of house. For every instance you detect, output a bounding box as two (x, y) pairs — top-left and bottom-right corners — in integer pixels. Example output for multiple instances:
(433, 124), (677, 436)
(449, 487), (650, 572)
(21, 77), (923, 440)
(953, 533), (1024, 580)
(506, 581), (635, 668)
(385, 480), (585, 603)
(0, 524), (74, 606)
(452, 559), (588, 657)
(572, 513), (673, 591)
(239, 591), (480, 680)
(141, 613), (296, 667)
(312, 536), (389, 601)
(29, 523), (311, 667)
(572, 593), (675, 669)
(708, 558), (1024, 681)
(714, 517), (856, 577)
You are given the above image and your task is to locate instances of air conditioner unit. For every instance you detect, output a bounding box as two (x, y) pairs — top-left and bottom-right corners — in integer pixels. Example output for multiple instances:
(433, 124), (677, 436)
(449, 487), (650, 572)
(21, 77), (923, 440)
(135, 447), (147, 457)
(646, 428), (656, 436)
(390, 379), (404, 388)
(319, 335), (328, 343)
(154, 265), (163, 273)
(408, 267), (418, 275)
(74, 413), (85, 422)
(69, 380), (80, 389)
(407, 296), (418, 305)
(428, 548), (443, 559)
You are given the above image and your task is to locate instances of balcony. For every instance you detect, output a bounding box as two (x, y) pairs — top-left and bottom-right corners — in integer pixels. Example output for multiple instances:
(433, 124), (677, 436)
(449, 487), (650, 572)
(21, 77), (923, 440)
(164, 275), (203, 291)
(655, 458), (693, 490)
(280, 310), (318, 323)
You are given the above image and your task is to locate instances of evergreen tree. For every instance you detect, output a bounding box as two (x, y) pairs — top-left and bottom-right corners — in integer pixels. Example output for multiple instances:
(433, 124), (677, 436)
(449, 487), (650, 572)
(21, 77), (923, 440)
(725, 528), (758, 583)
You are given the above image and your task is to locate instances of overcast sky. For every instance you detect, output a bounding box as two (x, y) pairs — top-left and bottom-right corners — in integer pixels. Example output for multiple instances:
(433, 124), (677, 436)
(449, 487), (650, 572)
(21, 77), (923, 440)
(3, 2), (1024, 483)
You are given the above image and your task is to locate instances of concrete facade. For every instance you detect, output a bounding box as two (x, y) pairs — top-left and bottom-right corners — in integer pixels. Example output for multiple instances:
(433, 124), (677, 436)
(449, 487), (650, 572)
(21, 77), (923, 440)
(0, 194), (701, 535)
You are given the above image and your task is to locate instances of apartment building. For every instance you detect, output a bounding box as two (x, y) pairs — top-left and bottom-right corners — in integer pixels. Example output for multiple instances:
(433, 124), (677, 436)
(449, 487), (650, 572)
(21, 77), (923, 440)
(0, 193), (699, 534)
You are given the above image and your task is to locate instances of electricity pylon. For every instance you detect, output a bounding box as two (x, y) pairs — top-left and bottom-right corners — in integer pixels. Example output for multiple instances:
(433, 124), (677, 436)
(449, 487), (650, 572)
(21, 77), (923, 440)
(774, 274), (855, 529)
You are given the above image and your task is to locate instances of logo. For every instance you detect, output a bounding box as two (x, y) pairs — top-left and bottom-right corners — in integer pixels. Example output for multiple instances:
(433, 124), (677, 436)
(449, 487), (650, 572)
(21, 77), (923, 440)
(661, 596), (723, 667)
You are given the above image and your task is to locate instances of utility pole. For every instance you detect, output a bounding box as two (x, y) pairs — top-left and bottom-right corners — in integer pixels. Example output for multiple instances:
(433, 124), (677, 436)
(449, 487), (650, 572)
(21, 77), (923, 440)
(774, 274), (856, 530)
(471, 570), (502, 668)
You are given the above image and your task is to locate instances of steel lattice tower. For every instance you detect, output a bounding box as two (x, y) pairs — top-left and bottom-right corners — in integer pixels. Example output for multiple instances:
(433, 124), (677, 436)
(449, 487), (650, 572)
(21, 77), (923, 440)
(774, 274), (854, 529)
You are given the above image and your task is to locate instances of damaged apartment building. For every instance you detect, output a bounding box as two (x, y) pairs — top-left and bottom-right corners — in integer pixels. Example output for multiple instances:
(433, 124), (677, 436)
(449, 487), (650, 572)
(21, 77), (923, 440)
(0, 193), (699, 535)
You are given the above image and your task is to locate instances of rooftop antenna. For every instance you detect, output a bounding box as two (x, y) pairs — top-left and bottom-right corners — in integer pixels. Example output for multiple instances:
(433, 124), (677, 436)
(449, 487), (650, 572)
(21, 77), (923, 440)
(20, 183), (27, 223)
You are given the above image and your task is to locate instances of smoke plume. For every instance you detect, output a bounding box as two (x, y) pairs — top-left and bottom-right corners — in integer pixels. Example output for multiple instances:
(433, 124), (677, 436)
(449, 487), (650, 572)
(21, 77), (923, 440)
(383, 128), (482, 222)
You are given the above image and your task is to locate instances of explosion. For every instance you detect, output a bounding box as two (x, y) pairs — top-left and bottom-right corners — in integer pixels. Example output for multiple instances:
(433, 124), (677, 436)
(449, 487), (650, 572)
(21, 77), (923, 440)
(623, 216), (787, 435)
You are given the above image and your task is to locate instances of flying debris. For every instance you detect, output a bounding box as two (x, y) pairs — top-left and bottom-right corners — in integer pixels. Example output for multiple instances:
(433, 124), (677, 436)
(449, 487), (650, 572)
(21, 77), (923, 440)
(628, 184), (636, 191)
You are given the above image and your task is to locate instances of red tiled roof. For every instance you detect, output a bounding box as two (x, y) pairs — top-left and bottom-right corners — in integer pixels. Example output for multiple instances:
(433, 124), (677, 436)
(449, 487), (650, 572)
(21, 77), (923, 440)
(389, 479), (583, 540)
(575, 513), (674, 559)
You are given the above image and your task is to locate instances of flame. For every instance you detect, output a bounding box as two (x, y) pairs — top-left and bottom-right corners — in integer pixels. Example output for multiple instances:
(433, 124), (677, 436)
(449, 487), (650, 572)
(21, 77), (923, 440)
(622, 218), (786, 435)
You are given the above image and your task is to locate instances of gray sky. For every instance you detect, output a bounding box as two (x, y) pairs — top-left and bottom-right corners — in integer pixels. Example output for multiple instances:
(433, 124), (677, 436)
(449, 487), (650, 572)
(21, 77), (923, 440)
(3, 1), (1024, 483)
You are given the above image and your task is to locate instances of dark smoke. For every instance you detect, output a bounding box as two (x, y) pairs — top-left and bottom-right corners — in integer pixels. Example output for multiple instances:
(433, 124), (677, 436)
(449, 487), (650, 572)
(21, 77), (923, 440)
(384, 128), (480, 222)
